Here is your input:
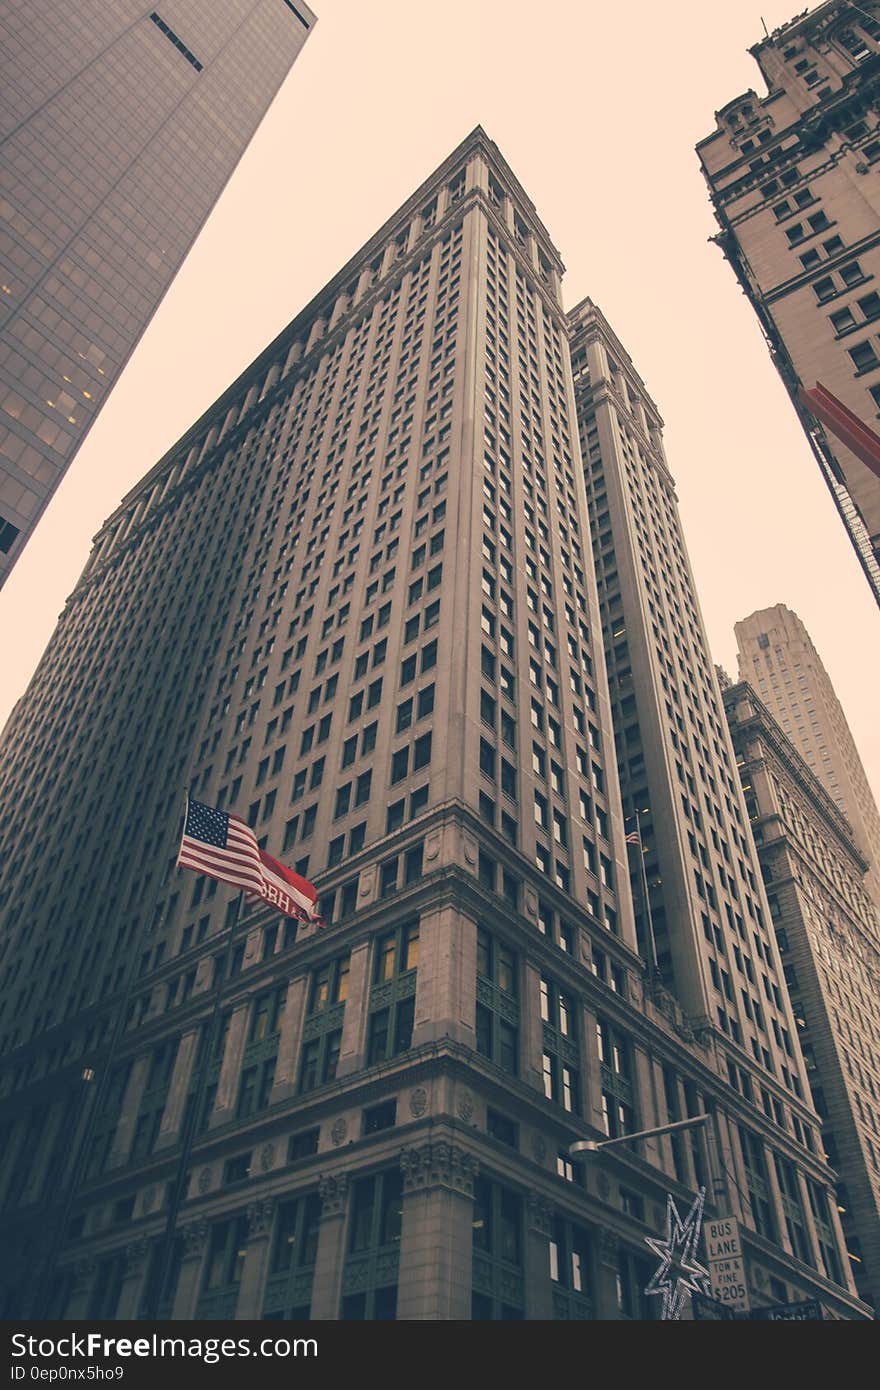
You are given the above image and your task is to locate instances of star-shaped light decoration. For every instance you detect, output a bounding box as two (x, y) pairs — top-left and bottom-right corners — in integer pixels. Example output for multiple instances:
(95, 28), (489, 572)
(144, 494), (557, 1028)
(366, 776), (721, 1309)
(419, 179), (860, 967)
(644, 1186), (711, 1319)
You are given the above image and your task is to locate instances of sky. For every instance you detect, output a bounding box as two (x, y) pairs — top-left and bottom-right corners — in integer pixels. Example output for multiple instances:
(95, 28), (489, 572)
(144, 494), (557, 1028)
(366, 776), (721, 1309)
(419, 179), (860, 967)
(1, 0), (878, 804)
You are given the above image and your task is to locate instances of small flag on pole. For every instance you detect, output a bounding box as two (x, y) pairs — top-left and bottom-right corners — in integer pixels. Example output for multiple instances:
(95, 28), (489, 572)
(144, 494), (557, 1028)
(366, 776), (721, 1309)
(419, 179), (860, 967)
(624, 830), (641, 846)
(178, 796), (323, 923)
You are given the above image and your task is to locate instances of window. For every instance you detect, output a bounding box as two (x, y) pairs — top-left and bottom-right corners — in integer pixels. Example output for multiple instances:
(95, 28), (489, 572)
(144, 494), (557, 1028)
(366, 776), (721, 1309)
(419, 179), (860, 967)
(471, 1178), (524, 1318)
(549, 1217), (592, 1303)
(202, 1215), (249, 1296)
(849, 340), (879, 371)
(596, 1019), (634, 1137)
(475, 927), (518, 1075)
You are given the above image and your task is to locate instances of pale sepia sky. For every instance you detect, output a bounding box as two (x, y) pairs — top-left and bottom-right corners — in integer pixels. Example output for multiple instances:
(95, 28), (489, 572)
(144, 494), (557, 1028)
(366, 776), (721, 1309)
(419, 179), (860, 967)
(1, 0), (878, 804)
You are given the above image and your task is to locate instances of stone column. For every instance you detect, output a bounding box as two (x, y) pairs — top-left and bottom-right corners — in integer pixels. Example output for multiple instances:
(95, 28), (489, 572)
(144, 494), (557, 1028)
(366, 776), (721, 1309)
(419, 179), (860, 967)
(581, 1003), (604, 1135)
(824, 1182), (858, 1296)
(270, 975), (309, 1100)
(308, 1174), (349, 1319)
(524, 1192), (555, 1319)
(522, 963), (545, 1094)
(209, 1003), (249, 1127)
(172, 1219), (209, 1319)
(632, 1046), (665, 1172)
(155, 1030), (198, 1150)
(723, 1115), (752, 1225)
(411, 906), (477, 1048)
(116, 1237), (151, 1319)
(595, 1230), (621, 1319)
(396, 1141), (477, 1319)
(64, 1258), (96, 1319)
(108, 1054), (151, 1168)
(336, 943), (371, 1078)
(762, 1142), (794, 1257)
(235, 1198), (276, 1318)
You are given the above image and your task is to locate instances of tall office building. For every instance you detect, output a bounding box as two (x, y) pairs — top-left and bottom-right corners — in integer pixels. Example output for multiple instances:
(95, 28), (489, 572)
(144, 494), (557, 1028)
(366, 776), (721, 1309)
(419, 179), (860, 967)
(0, 0), (316, 586)
(568, 298), (866, 1313)
(735, 603), (880, 910)
(0, 131), (866, 1321)
(697, 0), (880, 605)
(723, 677), (880, 1310)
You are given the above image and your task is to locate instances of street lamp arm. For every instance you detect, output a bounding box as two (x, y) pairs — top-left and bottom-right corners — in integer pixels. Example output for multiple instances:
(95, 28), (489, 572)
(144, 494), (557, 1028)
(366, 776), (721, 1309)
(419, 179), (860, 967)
(570, 1112), (709, 1156)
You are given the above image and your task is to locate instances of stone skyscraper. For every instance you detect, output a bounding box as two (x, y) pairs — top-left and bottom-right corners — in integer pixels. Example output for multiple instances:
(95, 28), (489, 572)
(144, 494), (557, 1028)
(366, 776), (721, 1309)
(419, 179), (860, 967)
(568, 299), (865, 1314)
(0, 132), (866, 1320)
(736, 603), (880, 910)
(0, 0), (316, 586)
(698, 0), (880, 605)
(723, 678), (880, 1311)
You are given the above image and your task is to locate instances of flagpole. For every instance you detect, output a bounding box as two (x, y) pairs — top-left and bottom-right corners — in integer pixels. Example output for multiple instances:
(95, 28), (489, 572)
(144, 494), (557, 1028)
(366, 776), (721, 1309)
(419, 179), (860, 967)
(33, 790), (195, 1316)
(144, 887), (246, 1319)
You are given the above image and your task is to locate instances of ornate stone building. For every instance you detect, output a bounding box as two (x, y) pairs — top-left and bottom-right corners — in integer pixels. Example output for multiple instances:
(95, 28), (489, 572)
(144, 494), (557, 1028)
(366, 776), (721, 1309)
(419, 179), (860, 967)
(0, 0), (315, 586)
(723, 678), (880, 1309)
(0, 130), (868, 1320)
(736, 603), (880, 911)
(698, 0), (880, 604)
(568, 299), (868, 1317)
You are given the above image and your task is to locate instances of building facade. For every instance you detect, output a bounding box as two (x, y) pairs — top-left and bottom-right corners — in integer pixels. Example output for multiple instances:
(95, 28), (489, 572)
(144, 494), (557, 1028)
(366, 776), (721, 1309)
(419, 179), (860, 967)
(0, 0), (315, 586)
(0, 131), (867, 1320)
(735, 603), (880, 910)
(697, 0), (880, 605)
(723, 677), (880, 1309)
(568, 298), (867, 1314)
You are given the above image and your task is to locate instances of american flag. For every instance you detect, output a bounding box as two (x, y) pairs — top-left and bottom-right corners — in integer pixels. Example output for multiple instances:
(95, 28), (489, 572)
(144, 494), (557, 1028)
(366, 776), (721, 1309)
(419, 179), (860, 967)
(624, 830), (641, 846)
(177, 796), (265, 897)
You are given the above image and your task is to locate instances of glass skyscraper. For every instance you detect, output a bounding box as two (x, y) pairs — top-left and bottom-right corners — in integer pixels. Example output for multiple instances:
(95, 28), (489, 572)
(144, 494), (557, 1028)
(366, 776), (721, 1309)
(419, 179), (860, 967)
(0, 0), (315, 585)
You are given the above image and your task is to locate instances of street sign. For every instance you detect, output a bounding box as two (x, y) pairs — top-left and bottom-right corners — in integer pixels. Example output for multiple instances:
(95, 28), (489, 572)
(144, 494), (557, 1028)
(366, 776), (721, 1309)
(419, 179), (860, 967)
(705, 1215), (749, 1312)
(751, 1299), (824, 1321)
(692, 1292), (741, 1320)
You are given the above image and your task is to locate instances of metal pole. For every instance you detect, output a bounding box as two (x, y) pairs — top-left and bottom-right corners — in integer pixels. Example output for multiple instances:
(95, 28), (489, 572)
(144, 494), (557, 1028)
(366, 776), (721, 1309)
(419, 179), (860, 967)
(570, 1113), (709, 1155)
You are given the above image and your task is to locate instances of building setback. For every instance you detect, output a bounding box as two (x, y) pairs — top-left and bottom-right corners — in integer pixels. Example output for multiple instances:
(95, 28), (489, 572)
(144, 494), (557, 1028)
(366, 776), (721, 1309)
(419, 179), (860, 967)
(0, 0), (315, 586)
(735, 603), (880, 911)
(0, 130), (868, 1320)
(697, 0), (880, 605)
(568, 298), (866, 1313)
(723, 677), (880, 1310)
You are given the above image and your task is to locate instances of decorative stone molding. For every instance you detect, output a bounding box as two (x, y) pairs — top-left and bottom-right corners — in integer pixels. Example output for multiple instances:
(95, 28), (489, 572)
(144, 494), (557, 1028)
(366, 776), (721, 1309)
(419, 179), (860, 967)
(524, 888), (538, 919)
(358, 867), (375, 898)
(526, 1191), (554, 1236)
(331, 1117), (348, 1146)
(181, 1218), (209, 1259)
(457, 1090), (474, 1122)
(531, 1133), (547, 1163)
(424, 831), (442, 863)
(123, 1236), (150, 1275)
(597, 1171), (612, 1202)
(399, 1140), (478, 1196)
(247, 1198), (275, 1240)
(409, 1086), (428, 1118)
(197, 1167), (212, 1194)
(259, 1143), (275, 1172)
(463, 834), (477, 867)
(319, 1172), (349, 1217)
